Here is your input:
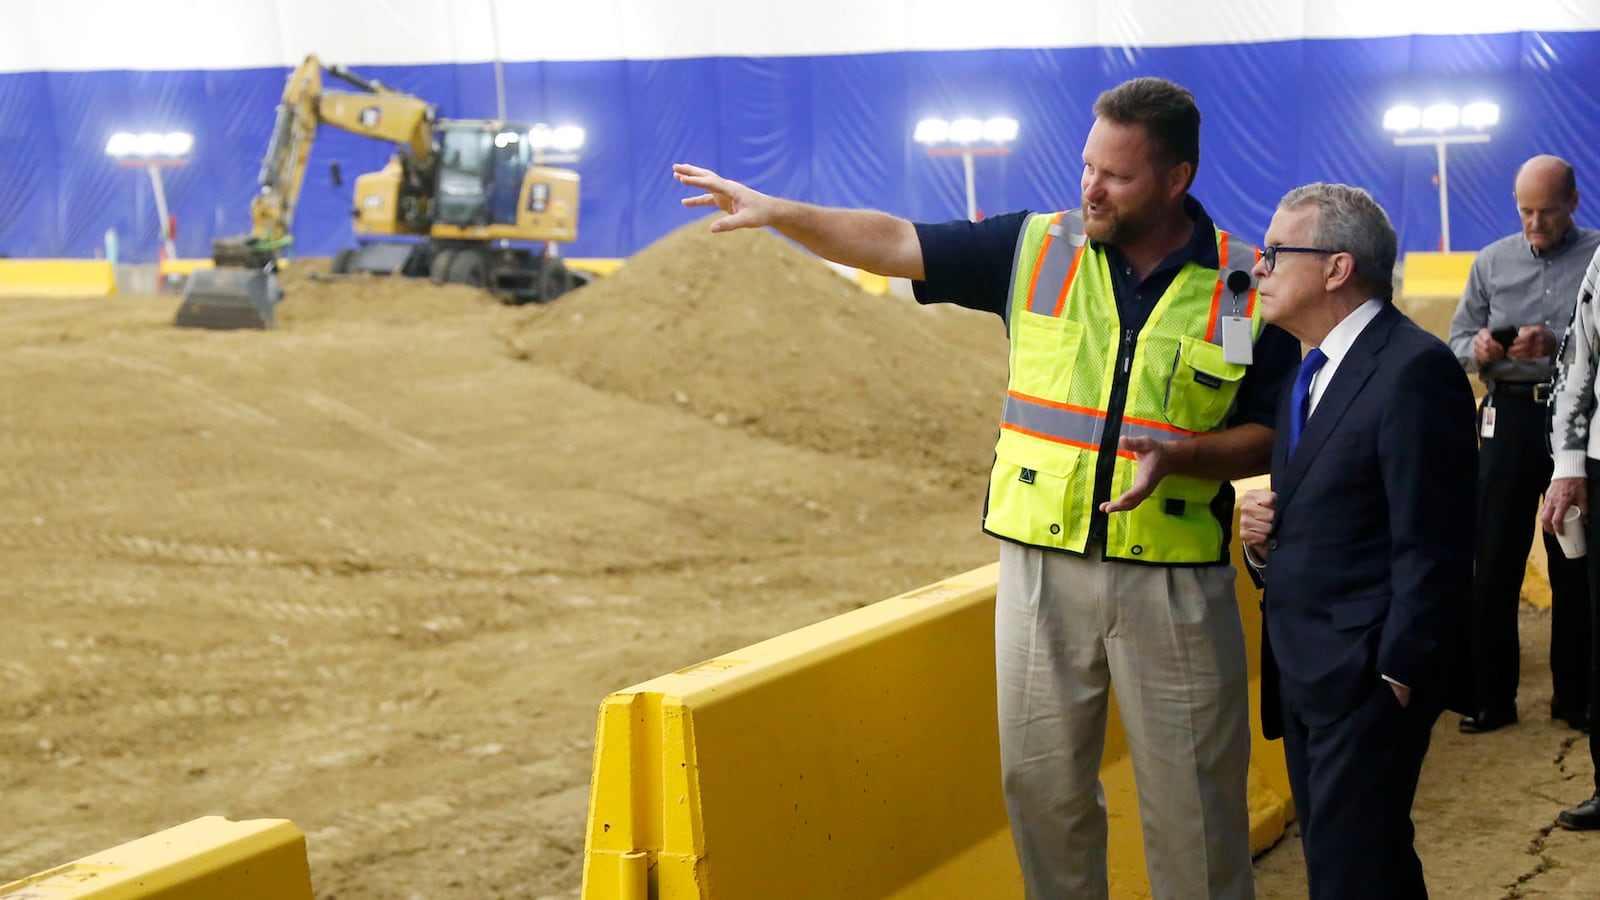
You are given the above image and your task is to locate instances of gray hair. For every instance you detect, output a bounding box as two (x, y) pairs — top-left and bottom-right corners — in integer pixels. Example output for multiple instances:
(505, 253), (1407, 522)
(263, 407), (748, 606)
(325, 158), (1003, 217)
(1278, 182), (1397, 302)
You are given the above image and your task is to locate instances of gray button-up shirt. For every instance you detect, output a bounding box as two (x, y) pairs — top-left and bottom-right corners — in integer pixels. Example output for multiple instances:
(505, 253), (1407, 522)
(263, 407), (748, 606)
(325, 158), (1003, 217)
(1448, 225), (1600, 385)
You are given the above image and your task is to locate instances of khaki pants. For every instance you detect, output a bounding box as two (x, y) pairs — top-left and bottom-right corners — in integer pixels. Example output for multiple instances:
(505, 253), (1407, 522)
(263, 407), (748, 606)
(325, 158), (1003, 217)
(996, 542), (1254, 900)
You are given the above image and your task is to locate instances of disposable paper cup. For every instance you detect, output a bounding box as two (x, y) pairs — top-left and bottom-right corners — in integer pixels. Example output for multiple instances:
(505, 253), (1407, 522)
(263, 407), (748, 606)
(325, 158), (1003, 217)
(1558, 506), (1587, 559)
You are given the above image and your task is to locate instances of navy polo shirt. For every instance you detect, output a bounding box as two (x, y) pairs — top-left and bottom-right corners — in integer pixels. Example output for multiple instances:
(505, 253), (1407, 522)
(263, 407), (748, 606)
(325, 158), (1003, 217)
(910, 197), (1299, 431)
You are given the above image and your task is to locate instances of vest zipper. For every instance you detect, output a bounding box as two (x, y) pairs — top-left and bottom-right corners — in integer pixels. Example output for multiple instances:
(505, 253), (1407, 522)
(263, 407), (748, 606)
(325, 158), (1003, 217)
(1090, 326), (1137, 551)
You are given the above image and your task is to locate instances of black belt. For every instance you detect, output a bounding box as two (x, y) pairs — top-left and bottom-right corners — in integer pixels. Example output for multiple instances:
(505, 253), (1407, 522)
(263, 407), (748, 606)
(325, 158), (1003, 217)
(1493, 382), (1550, 402)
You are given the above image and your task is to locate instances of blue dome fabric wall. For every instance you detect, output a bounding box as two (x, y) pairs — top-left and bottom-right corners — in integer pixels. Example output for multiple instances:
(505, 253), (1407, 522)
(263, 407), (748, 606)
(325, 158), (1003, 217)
(2, 4), (1598, 263)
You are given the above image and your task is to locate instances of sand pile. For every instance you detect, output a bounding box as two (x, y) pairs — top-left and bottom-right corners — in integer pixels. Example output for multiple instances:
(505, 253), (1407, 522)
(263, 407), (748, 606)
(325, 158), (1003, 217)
(274, 257), (498, 328)
(505, 218), (1009, 472)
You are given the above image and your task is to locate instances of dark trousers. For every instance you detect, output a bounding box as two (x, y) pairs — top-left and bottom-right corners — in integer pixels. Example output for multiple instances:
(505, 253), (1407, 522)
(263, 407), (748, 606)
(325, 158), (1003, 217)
(1469, 388), (1591, 713)
(1281, 679), (1441, 900)
(1582, 459), (1600, 790)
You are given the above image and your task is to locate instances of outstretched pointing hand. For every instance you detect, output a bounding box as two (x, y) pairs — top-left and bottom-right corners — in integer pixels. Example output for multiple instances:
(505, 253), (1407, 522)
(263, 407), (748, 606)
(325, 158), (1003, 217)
(673, 163), (779, 233)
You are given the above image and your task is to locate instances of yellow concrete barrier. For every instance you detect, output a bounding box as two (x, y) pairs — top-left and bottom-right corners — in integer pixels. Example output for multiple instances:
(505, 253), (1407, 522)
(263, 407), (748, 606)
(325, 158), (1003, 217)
(0, 260), (116, 298)
(581, 485), (1293, 899)
(157, 258), (214, 279)
(855, 270), (891, 295)
(1401, 251), (1476, 302)
(582, 565), (1021, 899)
(0, 816), (313, 899)
(566, 258), (624, 278)
(1393, 293), (1464, 355)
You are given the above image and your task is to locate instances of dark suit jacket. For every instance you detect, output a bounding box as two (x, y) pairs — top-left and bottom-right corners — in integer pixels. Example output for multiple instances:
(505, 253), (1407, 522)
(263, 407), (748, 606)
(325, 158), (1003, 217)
(1259, 302), (1477, 738)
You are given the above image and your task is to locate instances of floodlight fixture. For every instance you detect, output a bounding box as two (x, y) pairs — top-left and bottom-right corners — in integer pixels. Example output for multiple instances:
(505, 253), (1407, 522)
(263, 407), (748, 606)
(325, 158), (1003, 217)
(525, 123), (586, 164)
(983, 117), (1020, 143)
(1421, 103), (1460, 131)
(913, 118), (949, 145)
(913, 114), (1020, 221)
(1461, 102), (1500, 129)
(105, 130), (193, 162)
(525, 123), (586, 160)
(105, 130), (193, 262)
(105, 132), (137, 156)
(163, 132), (193, 156)
(1383, 105), (1421, 133)
(551, 125), (586, 152)
(1383, 100), (1497, 252)
(948, 118), (984, 144)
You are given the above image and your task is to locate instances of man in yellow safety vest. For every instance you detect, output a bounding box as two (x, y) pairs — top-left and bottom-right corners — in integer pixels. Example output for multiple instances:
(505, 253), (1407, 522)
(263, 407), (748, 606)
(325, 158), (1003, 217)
(675, 76), (1299, 899)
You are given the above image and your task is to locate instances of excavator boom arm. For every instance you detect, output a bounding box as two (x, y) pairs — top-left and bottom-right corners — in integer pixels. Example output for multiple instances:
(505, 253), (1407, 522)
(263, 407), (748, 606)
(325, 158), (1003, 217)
(243, 55), (435, 253)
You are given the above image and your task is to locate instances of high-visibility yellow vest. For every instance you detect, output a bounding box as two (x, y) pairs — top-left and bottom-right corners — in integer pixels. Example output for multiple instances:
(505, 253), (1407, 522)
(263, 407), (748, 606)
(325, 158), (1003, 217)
(984, 210), (1263, 564)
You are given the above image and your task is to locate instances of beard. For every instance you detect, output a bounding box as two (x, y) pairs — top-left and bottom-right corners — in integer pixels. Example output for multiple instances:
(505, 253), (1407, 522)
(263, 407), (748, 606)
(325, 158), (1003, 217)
(1083, 203), (1160, 247)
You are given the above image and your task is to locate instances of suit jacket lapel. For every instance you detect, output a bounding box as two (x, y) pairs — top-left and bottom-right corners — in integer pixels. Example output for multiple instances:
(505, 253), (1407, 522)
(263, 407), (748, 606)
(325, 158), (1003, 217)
(1272, 303), (1400, 515)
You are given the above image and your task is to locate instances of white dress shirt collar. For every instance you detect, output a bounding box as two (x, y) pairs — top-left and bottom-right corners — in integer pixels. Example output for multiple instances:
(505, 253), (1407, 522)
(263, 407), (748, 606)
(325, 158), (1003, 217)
(1308, 298), (1385, 414)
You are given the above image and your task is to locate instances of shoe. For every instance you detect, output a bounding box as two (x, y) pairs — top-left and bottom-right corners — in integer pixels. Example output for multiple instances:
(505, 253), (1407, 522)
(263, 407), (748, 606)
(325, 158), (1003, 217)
(1552, 697), (1591, 732)
(1459, 705), (1518, 734)
(1558, 794), (1600, 830)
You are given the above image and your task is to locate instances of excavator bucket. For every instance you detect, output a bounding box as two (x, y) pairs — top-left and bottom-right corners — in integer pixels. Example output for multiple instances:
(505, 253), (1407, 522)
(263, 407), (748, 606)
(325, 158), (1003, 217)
(175, 268), (283, 329)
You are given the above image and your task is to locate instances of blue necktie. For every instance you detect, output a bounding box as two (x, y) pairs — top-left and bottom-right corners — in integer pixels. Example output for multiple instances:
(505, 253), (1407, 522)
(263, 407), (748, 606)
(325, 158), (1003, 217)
(1287, 348), (1328, 454)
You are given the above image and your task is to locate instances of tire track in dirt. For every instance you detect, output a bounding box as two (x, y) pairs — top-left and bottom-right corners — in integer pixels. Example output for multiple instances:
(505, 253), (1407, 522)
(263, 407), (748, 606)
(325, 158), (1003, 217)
(0, 526), (284, 568)
(0, 522), (580, 585)
(0, 660), (45, 705)
(95, 352), (283, 429)
(298, 390), (448, 463)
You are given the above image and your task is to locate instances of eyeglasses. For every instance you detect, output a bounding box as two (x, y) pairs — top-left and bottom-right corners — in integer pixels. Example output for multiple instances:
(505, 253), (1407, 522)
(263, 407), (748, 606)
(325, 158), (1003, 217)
(1261, 245), (1341, 274)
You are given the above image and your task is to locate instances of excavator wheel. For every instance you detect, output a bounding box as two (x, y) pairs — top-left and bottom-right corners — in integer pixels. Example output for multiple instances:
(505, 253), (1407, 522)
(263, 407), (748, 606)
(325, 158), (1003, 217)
(445, 250), (487, 288)
(429, 249), (455, 285)
(537, 260), (573, 303)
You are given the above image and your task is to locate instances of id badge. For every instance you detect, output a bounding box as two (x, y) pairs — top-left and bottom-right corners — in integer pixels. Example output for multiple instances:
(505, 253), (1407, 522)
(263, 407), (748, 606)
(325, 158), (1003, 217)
(1221, 316), (1254, 365)
(1482, 404), (1497, 439)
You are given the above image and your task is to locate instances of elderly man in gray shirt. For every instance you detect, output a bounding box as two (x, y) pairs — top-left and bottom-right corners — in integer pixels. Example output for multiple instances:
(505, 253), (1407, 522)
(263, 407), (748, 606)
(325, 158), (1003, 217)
(1448, 154), (1600, 735)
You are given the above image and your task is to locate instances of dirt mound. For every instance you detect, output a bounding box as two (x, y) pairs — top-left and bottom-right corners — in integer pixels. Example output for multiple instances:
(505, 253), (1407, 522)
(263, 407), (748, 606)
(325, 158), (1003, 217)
(505, 218), (1009, 473)
(0, 281), (1005, 898)
(274, 257), (500, 328)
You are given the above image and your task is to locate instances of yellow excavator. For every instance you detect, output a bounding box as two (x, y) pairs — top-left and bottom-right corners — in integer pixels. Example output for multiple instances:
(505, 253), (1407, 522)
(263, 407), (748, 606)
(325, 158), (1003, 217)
(178, 54), (580, 329)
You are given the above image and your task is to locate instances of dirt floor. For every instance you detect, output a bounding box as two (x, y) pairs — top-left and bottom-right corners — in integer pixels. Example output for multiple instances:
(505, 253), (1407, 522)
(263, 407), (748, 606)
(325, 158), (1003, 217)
(1, 224), (1598, 898)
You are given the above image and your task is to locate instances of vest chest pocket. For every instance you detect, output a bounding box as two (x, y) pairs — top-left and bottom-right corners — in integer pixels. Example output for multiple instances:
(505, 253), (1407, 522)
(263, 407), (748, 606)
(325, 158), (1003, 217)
(1011, 311), (1085, 401)
(1164, 335), (1246, 433)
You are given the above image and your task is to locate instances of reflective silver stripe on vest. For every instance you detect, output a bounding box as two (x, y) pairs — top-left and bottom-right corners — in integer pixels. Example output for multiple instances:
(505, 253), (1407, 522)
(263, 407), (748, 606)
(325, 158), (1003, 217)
(1027, 211), (1087, 316)
(1119, 418), (1196, 444)
(1002, 393), (1104, 447)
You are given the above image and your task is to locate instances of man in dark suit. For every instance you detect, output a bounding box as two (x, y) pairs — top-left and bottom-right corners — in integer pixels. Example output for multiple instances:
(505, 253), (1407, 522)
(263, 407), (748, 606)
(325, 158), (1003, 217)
(1238, 182), (1478, 899)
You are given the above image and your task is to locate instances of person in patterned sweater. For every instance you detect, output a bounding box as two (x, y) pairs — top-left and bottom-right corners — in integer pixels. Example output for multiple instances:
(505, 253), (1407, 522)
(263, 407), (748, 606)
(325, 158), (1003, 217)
(1541, 242), (1600, 830)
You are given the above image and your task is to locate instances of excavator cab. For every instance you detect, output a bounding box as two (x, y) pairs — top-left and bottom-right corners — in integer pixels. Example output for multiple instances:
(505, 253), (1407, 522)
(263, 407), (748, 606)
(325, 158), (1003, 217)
(434, 124), (498, 226)
(423, 121), (580, 304)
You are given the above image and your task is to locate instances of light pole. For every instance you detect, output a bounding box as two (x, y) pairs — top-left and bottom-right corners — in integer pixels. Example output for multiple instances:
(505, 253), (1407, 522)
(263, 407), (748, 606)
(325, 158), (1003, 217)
(1384, 102), (1498, 252)
(914, 116), (1019, 221)
(105, 131), (193, 261)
